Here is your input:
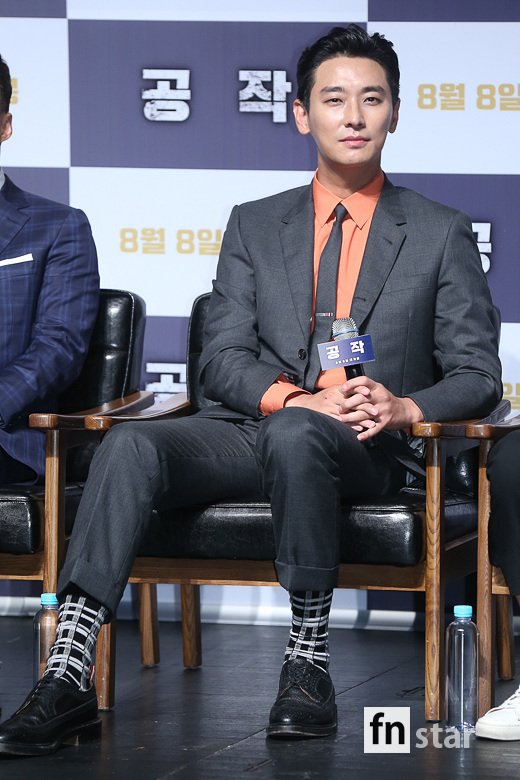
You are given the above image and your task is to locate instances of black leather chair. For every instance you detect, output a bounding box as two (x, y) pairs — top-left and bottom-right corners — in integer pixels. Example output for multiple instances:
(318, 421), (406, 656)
(87, 292), (509, 721)
(0, 289), (148, 706)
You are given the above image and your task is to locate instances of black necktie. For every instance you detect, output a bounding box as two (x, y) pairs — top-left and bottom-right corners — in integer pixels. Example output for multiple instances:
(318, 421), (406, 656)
(304, 203), (347, 391)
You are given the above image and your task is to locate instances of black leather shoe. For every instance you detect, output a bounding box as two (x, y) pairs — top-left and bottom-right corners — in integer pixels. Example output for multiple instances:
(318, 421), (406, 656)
(266, 657), (337, 738)
(0, 676), (100, 756)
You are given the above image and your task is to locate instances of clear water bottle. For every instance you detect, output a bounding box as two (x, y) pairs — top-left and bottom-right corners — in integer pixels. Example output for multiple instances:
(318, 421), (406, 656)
(445, 604), (479, 732)
(33, 592), (59, 685)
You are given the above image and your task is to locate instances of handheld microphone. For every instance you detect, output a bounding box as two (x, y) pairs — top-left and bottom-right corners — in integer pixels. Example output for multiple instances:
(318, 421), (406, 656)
(332, 318), (365, 380)
(331, 317), (377, 447)
(316, 320), (375, 376)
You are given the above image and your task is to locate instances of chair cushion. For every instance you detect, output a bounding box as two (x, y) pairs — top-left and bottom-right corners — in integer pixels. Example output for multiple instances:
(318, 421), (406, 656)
(138, 488), (477, 567)
(0, 485), (83, 554)
(1, 484), (476, 565)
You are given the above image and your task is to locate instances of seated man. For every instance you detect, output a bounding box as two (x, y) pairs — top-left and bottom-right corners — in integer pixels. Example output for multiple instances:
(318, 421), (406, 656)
(476, 430), (520, 741)
(0, 25), (501, 756)
(0, 54), (99, 485)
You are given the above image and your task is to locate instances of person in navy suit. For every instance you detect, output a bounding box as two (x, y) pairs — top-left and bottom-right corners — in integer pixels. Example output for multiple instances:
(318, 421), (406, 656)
(0, 53), (99, 484)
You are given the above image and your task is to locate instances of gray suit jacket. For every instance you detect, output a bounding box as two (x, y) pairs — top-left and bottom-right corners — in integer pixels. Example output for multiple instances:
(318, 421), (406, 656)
(199, 177), (502, 424)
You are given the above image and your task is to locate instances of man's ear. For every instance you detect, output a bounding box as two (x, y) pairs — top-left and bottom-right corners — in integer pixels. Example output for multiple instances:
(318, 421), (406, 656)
(389, 99), (400, 134)
(0, 112), (12, 144)
(293, 99), (311, 136)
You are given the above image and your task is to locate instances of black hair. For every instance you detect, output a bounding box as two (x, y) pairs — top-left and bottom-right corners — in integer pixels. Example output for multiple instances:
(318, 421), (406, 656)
(296, 24), (400, 110)
(0, 54), (12, 114)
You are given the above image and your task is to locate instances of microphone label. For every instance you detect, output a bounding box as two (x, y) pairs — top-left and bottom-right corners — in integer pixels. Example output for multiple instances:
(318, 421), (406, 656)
(318, 334), (375, 371)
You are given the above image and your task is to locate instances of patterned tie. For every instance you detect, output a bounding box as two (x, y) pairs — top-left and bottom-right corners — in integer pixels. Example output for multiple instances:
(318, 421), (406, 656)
(304, 203), (347, 391)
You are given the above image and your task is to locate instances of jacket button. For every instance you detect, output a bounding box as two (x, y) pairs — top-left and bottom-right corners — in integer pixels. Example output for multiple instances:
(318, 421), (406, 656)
(298, 349), (307, 360)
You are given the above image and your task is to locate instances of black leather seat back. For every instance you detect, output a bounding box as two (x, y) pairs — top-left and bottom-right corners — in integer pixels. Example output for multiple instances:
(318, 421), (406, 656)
(63, 289), (146, 482)
(186, 293), (217, 413)
(59, 289), (146, 413)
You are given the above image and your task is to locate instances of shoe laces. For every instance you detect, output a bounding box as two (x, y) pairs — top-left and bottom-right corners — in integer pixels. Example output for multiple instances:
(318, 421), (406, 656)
(285, 659), (323, 692)
(288, 663), (309, 687)
(14, 677), (52, 715)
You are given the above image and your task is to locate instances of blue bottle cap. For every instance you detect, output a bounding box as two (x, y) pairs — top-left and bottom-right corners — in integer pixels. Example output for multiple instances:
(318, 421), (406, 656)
(454, 604), (472, 619)
(40, 593), (59, 606)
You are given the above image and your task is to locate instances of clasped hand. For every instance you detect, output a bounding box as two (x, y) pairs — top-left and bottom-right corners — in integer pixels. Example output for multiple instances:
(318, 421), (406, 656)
(285, 376), (423, 440)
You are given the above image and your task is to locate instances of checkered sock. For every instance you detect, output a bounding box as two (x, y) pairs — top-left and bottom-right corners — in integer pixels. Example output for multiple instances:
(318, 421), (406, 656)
(44, 594), (108, 691)
(284, 589), (333, 672)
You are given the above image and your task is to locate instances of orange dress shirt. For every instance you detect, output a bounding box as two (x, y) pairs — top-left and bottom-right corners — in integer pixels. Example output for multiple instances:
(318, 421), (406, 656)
(260, 171), (385, 415)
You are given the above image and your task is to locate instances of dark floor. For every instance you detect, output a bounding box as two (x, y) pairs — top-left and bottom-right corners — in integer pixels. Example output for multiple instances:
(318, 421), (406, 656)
(0, 616), (519, 779)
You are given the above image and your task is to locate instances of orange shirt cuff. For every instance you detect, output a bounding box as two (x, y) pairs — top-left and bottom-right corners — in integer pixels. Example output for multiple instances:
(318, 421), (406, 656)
(259, 376), (310, 415)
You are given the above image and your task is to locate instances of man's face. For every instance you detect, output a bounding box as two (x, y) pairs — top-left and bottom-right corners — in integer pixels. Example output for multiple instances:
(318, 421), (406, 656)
(0, 110), (12, 144)
(293, 56), (399, 181)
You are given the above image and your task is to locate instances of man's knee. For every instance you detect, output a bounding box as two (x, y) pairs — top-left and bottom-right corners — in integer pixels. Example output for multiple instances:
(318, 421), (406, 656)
(256, 407), (330, 465)
(94, 422), (161, 473)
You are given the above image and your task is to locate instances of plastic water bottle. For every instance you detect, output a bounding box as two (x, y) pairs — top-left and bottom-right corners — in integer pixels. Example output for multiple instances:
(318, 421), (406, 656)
(445, 604), (479, 732)
(33, 593), (59, 685)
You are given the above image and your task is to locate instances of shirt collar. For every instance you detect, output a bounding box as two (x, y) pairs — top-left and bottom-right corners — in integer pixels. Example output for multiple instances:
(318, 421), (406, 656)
(312, 170), (385, 229)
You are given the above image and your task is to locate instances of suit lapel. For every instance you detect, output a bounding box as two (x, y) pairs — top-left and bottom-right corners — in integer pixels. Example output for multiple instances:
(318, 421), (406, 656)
(279, 185), (315, 339)
(0, 176), (30, 257)
(350, 179), (407, 331)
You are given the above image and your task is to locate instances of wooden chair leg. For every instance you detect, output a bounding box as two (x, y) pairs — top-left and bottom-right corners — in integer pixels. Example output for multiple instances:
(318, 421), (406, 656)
(424, 438), (445, 722)
(181, 584), (202, 669)
(425, 588), (443, 722)
(139, 583), (160, 667)
(496, 593), (515, 681)
(95, 620), (116, 710)
(476, 440), (494, 716)
(42, 430), (67, 595)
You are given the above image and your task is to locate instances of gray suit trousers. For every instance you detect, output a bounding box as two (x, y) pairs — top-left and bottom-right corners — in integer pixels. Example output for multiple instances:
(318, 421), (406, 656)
(487, 429), (520, 595)
(58, 408), (406, 615)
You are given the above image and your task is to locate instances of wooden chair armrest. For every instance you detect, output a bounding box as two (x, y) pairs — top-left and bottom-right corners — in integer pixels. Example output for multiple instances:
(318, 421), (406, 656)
(85, 393), (191, 431)
(29, 391), (155, 430)
(412, 399), (511, 439)
(466, 412), (520, 440)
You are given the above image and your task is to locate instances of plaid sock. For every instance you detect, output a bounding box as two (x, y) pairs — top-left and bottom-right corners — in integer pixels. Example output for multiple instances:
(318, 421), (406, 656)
(45, 594), (108, 690)
(284, 589), (333, 672)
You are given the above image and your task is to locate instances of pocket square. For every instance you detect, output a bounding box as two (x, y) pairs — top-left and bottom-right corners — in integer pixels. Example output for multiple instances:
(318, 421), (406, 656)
(0, 253), (33, 267)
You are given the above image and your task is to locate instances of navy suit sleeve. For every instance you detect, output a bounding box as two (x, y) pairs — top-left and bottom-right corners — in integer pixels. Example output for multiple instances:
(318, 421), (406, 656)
(0, 207), (99, 426)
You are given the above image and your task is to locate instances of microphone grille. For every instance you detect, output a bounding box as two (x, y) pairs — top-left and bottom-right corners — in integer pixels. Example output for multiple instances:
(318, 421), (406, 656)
(332, 317), (359, 341)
